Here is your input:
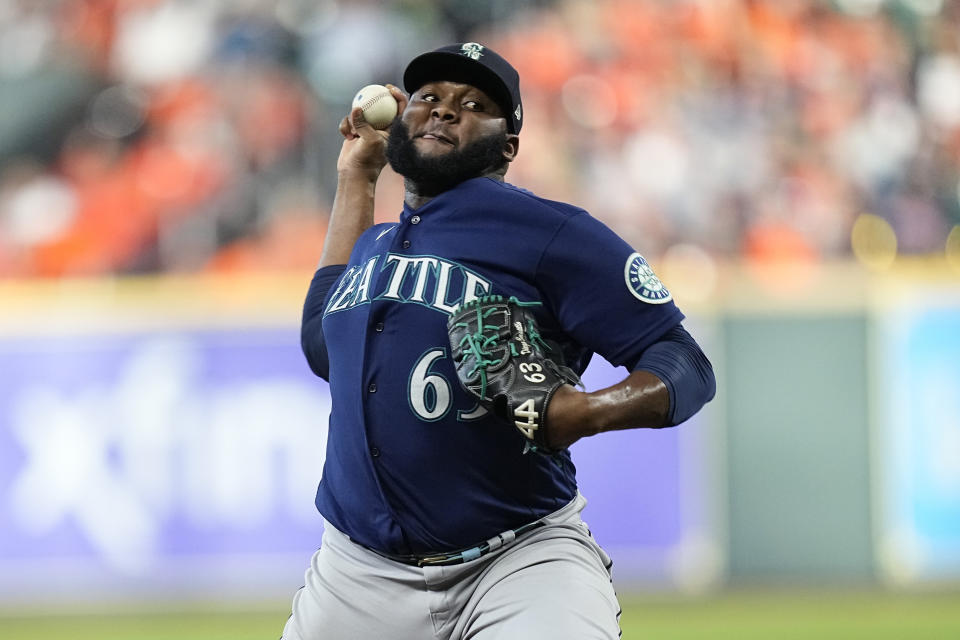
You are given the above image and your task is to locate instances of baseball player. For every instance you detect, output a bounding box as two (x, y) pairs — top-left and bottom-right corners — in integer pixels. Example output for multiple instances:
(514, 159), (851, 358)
(285, 43), (716, 640)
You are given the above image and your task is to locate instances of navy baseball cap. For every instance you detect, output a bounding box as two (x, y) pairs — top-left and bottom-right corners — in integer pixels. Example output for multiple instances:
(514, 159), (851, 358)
(403, 42), (523, 134)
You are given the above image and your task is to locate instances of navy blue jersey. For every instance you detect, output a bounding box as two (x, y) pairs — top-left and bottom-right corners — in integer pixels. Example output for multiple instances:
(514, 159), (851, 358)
(306, 177), (684, 554)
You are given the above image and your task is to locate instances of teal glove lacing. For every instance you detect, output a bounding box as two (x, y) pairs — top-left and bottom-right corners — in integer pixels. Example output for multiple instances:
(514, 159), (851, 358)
(451, 295), (543, 401)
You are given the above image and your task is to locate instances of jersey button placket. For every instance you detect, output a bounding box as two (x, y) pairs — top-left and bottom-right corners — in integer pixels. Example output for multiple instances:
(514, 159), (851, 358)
(368, 382), (377, 393)
(400, 213), (419, 250)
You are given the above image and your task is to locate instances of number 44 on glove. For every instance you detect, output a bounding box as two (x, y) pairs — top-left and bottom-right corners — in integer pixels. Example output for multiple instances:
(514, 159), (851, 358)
(447, 296), (581, 454)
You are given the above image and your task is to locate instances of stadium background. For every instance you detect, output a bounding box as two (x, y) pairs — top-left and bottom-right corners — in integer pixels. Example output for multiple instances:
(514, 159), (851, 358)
(0, 0), (958, 637)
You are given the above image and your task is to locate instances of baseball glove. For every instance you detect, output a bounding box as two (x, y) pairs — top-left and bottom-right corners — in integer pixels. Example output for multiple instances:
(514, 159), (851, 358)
(447, 295), (581, 453)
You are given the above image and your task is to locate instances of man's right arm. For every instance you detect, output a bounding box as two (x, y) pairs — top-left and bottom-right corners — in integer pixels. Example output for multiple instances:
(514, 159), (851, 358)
(318, 84), (407, 268)
(300, 264), (348, 380)
(303, 86), (407, 378)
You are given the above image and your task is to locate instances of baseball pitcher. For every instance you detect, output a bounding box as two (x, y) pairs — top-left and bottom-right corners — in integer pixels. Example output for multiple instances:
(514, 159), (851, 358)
(284, 43), (716, 640)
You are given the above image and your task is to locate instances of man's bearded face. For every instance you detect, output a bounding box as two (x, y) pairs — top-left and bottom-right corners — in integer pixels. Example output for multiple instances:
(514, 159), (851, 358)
(385, 120), (508, 197)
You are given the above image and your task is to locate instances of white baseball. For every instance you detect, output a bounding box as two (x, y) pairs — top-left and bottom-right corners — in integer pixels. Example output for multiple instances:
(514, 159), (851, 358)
(352, 84), (398, 130)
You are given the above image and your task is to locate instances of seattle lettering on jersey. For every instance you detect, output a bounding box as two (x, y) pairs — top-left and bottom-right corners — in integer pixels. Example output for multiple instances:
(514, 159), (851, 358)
(324, 253), (492, 317)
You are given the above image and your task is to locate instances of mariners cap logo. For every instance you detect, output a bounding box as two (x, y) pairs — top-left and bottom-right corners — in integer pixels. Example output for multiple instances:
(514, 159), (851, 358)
(514, 103), (522, 121)
(460, 42), (485, 60)
(624, 252), (672, 304)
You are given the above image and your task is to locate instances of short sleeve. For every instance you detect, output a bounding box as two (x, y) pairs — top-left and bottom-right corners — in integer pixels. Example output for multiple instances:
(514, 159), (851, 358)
(536, 212), (684, 368)
(301, 264), (349, 380)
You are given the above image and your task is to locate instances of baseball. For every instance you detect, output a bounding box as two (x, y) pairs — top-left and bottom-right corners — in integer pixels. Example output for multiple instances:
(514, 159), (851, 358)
(352, 84), (398, 129)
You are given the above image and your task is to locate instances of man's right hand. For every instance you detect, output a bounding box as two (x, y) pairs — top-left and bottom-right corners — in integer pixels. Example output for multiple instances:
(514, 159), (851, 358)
(336, 84), (407, 178)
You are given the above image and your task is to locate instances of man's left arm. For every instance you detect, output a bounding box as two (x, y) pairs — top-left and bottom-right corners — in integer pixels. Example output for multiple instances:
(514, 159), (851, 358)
(546, 323), (715, 449)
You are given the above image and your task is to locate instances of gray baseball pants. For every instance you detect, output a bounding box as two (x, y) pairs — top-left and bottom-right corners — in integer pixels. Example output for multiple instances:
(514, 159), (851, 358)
(281, 493), (622, 639)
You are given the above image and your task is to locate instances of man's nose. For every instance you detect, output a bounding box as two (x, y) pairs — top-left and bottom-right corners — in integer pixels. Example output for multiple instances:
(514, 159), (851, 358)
(431, 101), (458, 121)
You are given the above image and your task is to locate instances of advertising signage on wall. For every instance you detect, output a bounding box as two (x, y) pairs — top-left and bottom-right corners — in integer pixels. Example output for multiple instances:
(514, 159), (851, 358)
(0, 300), (717, 604)
(0, 328), (330, 602)
(876, 290), (960, 585)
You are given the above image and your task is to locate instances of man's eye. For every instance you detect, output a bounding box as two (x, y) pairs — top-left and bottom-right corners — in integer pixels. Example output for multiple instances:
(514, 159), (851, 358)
(464, 100), (483, 110)
(422, 93), (438, 102)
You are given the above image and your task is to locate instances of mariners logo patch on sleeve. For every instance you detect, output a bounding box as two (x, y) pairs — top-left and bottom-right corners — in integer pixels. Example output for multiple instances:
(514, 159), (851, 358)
(624, 252), (672, 304)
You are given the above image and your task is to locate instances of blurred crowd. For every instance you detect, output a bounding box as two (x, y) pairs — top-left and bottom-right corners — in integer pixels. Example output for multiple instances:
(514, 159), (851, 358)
(0, 0), (958, 278)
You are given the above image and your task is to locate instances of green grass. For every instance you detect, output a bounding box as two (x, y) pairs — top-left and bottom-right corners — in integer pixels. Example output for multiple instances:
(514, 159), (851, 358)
(1, 589), (959, 639)
(0, 609), (286, 640)
(618, 589), (960, 639)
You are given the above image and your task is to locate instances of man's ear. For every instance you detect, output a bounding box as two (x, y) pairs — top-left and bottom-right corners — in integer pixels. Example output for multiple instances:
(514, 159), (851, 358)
(503, 134), (519, 164)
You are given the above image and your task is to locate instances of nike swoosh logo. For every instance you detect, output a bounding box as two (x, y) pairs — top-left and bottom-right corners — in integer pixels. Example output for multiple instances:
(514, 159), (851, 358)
(376, 226), (396, 241)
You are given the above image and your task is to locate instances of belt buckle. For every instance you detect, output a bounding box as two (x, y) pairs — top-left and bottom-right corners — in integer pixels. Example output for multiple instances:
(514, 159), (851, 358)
(416, 553), (456, 567)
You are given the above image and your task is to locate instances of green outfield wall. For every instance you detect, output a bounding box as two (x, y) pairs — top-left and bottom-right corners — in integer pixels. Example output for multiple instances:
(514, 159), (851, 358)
(697, 259), (960, 585)
(722, 314), (874, 581)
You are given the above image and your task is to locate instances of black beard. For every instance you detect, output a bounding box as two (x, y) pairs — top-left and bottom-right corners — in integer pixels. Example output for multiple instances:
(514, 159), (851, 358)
(385, 120), (508, 197)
